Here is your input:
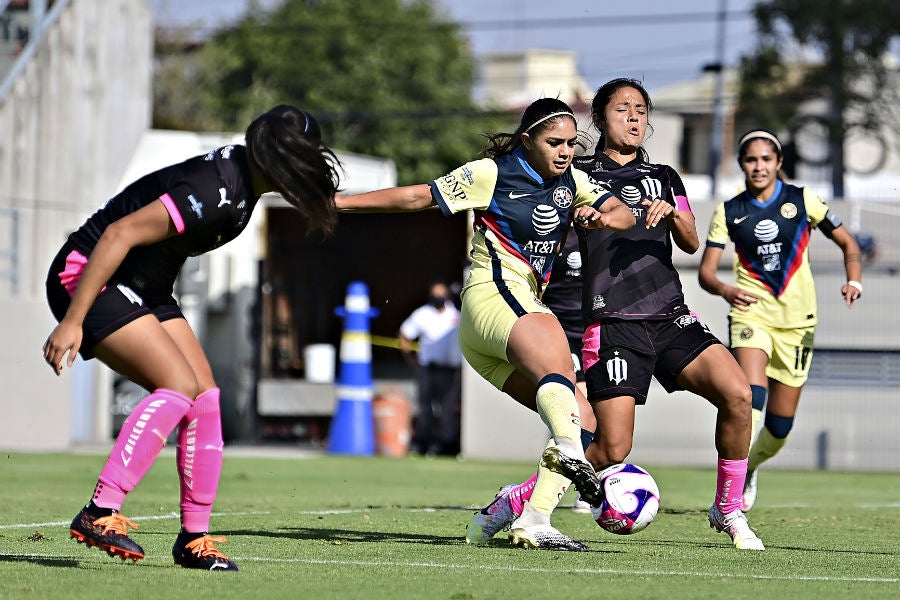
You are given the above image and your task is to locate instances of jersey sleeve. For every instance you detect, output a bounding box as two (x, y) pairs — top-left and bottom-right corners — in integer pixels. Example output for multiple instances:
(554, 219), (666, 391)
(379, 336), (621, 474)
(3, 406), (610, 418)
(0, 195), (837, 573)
(665, 167), (692, 212)
(803, 187), (842, 237)
(158, 173), (232, 235)
(571, 167), (614, 208)
(429, 159), (499, 216)
(705, 201), (729, 248)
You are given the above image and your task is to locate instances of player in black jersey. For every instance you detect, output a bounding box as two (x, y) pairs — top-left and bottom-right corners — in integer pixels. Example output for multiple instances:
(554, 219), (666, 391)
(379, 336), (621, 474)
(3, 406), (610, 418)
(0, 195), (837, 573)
(338, 98), (635, 551)
(43, 105), (340, 569)
(576, 79), (764, 550)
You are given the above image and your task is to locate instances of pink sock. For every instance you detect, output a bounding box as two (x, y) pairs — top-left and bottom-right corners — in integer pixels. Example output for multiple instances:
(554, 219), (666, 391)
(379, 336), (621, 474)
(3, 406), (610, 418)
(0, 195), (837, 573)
(93, 389), (193, 509)
(506, 473), (538, 514)
(715, 457), (748, 515)
(177, 388), (224, 533)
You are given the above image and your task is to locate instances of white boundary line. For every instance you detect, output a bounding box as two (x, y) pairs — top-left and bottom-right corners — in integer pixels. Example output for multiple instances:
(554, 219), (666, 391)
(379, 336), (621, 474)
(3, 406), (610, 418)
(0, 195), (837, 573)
(0, 553), (896, 584)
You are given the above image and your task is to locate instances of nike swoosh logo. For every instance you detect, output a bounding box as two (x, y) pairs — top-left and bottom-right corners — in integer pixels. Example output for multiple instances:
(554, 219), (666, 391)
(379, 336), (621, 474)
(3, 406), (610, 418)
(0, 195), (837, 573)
(509, 191), (530, 199)
(734, 216), (749, 224)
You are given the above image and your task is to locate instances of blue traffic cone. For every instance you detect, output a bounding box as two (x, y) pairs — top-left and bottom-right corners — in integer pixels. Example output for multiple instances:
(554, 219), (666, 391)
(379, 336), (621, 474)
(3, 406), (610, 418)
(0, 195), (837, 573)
(327, 281), (380, 455)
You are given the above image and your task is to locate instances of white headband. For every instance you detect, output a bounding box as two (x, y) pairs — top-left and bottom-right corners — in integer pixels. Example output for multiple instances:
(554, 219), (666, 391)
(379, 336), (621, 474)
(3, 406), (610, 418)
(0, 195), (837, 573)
(739, 130), (781, 152)
(525, 111), (575, 133)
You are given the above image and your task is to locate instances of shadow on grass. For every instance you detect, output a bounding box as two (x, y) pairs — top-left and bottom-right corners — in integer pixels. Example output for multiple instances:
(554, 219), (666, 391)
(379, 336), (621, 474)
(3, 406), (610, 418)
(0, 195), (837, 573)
(0, 554), (80, 568)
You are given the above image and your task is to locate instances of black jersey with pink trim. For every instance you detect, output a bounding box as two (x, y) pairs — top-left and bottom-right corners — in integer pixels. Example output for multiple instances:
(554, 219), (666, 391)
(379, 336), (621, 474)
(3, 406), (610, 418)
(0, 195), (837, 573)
(542, 224), (584, 339)
(573, 151), (690, 322)
(68, 145), (258, 297)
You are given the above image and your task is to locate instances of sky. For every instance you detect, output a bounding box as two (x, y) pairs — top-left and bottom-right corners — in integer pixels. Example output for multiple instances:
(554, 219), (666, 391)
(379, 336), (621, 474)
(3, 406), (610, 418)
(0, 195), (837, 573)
(147, 0), (760, 93)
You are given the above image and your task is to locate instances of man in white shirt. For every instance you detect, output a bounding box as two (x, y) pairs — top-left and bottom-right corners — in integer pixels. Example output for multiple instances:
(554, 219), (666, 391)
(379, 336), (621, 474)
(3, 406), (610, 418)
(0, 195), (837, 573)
(399, 282), (463, 456)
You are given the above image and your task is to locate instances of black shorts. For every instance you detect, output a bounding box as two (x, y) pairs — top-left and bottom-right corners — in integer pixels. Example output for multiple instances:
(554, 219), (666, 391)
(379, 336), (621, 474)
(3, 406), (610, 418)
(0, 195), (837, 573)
(582, 310), (721, 404)
(46, 241), (184, 359)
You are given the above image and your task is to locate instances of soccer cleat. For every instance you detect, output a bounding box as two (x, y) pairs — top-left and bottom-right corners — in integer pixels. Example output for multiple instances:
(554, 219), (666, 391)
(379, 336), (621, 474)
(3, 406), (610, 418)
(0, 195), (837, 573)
(741, 469), (759, 511)
(571, 494), (593, 515)
(466, 484), (519, 544)
(708, 505), (765, 551)
(508, 523), (589, 551)
(172, 530), (239, 571)
(540, 446), (605, 506)
(69, 504), (144, 562)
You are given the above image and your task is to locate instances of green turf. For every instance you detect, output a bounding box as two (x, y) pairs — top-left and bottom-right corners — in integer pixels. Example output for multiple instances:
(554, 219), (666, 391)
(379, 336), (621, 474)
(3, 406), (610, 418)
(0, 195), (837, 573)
(0, 451), (897, 599)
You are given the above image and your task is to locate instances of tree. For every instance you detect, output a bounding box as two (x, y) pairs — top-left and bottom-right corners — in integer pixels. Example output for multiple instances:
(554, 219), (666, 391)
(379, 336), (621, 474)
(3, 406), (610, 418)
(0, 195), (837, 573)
(153, 0), (507, 184)
(736, 0), (900, 196)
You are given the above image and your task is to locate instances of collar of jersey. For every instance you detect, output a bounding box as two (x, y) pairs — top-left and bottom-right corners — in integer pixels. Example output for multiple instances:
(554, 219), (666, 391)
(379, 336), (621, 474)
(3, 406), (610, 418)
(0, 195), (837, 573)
(513, 147), (546, 185)
(744, 179), (783, 207)
(593, 148), (643, 170)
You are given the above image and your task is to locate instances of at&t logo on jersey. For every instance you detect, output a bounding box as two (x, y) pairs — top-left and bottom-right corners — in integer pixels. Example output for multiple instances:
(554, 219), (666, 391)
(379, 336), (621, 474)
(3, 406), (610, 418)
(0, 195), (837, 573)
(607, 351), (628, 384)
(552, 186), (573, 208)
(619, 185), (643, 206)
(532, 204), (560, 235)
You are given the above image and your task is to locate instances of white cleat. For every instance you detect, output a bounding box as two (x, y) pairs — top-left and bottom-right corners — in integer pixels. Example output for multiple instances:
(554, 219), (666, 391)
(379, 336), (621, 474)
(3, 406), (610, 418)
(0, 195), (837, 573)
(741, 469), (758, 512)
(571, 495), (593, 515)
(709, 505), (765, 551)
(508, 523), (589, 552)
(465, 484), (519, 544)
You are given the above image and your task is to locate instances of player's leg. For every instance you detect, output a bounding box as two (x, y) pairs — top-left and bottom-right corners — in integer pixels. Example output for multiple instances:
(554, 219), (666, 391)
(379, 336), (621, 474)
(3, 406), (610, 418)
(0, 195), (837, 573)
(160, 317), (238, 571)
(678, 343), (764, 550)
(70, 314), (199, 561)
(733, 347), (770, 442)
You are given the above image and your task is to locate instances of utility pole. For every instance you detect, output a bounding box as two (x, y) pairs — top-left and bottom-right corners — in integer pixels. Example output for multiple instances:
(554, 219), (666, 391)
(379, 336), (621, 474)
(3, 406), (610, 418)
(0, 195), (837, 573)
(707, 0), (727, 200)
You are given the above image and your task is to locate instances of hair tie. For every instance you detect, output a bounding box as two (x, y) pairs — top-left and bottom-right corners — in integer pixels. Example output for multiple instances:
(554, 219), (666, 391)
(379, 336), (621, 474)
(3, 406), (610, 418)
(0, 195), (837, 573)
(525, 111), (575, 133)
(739, 130), (781, 152)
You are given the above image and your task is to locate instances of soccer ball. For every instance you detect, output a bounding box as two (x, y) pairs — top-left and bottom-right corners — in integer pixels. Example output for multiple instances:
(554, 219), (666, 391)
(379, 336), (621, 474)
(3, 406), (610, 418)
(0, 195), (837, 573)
(592, 463), (660, 535)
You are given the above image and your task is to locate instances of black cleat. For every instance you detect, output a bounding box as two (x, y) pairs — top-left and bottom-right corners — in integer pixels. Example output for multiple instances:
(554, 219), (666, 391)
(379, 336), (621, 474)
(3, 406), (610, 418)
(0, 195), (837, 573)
(540, 446), (606, 506)
(172, 529), (238, 571)
(69, 503), (144, 562)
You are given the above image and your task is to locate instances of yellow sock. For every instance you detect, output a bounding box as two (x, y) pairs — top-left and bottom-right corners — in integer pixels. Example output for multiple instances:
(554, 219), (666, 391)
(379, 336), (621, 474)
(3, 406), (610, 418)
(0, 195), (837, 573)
(750, 408), (763, 443)
(748, 426), (787, 471)
(535, 375), (582, 456)
(525, 442), (571, 518)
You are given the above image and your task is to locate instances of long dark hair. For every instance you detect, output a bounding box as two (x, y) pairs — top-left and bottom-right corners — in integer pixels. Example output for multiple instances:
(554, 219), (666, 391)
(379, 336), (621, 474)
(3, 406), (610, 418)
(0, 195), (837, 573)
(590, 78), (652, 162)
(481, 98), (577, 159)
(245, 105), (341, 235)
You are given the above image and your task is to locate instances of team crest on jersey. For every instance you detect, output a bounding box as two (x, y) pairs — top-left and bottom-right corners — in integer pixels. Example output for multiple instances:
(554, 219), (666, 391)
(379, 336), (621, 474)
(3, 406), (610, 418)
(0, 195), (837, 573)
(552, 186), (573, 208)
(780, 202), (798, 219)
(532, 204), (560, 235)
(673, 314), (697, 329)
(762, 254), (782, 272)
(640, 177), (663, 200)
(739, 327), (754, 340)
(753, 219), (779, 242)
(619, 185), (642, 206)
(606, 351), (628, 384)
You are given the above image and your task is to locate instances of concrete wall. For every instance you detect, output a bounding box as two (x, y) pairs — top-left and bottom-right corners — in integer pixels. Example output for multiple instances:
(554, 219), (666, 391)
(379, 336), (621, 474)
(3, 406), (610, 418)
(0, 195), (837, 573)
(0, 0), (152, 449)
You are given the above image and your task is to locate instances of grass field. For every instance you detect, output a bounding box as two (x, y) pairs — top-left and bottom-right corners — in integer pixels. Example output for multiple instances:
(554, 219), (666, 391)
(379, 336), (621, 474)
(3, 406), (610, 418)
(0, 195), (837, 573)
(1, 450), (897, 599)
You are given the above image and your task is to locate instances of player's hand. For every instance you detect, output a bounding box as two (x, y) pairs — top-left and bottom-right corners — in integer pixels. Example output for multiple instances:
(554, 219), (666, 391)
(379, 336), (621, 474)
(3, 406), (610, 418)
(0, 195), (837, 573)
(42, 319), (83, 376)
(641, 198), (677, 228)
(722, 286), (759, 311)
(840, 282), (862, 308)
(574, 206), (605, 229)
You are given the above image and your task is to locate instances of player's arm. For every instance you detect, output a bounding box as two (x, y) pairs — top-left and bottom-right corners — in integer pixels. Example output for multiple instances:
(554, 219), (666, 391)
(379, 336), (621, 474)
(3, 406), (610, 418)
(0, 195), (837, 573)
(335, 184), (437, 212)
(829, 225), (863, 307)
(43, 200), (176, 375)
(574, 197), (635, 231)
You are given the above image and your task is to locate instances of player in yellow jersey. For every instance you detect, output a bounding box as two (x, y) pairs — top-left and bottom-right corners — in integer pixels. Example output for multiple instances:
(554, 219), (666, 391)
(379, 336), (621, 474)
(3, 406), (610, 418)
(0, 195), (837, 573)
(699, 129), (862, 511)
(337, 98), (635, 550)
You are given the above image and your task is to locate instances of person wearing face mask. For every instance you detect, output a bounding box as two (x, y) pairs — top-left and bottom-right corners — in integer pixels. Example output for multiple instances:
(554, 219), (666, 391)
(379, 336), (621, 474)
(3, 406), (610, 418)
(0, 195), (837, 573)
(699, 129), (862, 512)
(398, 281), (463, 457)
(337, 97), (635, 551)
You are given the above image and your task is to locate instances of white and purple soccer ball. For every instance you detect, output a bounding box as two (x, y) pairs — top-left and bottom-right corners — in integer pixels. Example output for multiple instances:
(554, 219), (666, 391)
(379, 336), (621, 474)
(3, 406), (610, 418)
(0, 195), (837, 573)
(592, 463), (661, 535)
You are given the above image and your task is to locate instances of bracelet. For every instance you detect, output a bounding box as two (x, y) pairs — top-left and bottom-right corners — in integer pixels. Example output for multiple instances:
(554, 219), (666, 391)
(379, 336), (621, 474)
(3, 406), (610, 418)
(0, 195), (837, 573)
(847, 280), (863, 294)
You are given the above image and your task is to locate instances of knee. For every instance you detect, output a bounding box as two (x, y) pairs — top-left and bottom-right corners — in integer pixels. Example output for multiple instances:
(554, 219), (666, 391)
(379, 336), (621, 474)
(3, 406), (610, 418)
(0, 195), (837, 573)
(721, 383), (752, 418)
(588, 434), (632, 468)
